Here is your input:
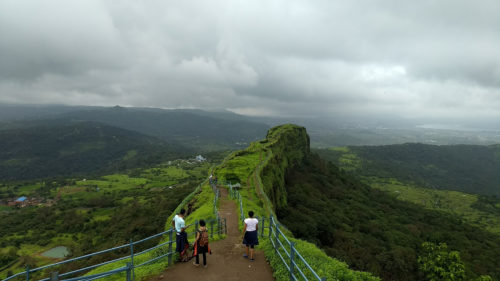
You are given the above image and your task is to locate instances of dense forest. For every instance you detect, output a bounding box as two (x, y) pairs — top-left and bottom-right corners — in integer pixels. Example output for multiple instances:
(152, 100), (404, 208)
(0, 121), (191, 180)
(317, 143), (500, 197)
(277, 153), (500, 280)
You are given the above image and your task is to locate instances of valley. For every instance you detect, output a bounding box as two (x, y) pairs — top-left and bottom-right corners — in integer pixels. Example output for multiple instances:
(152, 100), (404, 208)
(0, 158), (216, 279)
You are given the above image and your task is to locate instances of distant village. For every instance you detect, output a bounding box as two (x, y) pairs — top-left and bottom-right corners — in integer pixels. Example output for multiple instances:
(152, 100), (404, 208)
(0, 155), (208, 210)
(1, 196), (56, 209)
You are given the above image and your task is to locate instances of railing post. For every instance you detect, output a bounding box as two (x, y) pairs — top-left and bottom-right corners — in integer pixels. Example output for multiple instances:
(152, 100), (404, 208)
(126, 262), (132, 281)
(275, 221), (280, 253)
(269, 215), (273, 238)
(224, 218), (227, 234)
(261, 217), (265, 237)
(25, 265), (30, 281)
(210, 220), (214, 239)
(50, 271), (59, 281)
(239, 193), (244, 222)
(217, 216), (221, 236)
(168, 228), (173, 266)
(290, 242), (296, 281)
(129, 239), (135, 281)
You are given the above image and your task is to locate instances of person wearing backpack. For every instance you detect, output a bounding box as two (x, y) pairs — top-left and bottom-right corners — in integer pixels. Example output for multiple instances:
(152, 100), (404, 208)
(242, 211), (259, 261)
(193, 219), (210, 268)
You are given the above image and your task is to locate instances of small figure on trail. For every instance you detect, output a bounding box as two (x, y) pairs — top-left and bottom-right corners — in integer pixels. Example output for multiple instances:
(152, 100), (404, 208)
(242, 210), (259, 261)
(192, 219), (211, 268)
(173, 209), (190, 262)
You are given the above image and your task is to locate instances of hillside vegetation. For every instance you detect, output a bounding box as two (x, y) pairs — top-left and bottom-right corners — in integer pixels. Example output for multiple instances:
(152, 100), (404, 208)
(317, 143), (500, 196)
(0, 121), (190, 180)
(212, 125), (499, 280)
(211, 124), (379, 280)
(278, 154), (500, 280)
(0, 158), (212, 279)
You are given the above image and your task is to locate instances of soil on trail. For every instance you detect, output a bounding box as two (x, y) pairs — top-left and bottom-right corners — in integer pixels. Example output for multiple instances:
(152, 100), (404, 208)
(151, 187), (275, 281)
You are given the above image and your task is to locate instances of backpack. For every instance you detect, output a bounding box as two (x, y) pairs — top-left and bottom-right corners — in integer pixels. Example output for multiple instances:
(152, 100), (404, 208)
(198, 230), (209, 247)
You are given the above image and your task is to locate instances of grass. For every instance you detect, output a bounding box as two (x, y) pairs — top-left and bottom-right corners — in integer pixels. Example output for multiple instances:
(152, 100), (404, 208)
(329, 147), (362, 171)
(328, 146), (500, 235)
(369, 178), (500, 234)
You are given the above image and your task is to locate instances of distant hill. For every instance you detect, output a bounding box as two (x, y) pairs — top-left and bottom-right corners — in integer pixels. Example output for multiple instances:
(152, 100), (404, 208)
(317, 143), (500, 197)
(0, 104), (94, 121)
(0, 104), (270, 150)
(0, 121), (190, 180)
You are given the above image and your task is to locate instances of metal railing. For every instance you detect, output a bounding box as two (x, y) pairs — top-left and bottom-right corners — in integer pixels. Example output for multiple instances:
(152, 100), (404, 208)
(267, 216), (327, 281)
(228, 183), (326, 281)
(3, 217), (226, 281)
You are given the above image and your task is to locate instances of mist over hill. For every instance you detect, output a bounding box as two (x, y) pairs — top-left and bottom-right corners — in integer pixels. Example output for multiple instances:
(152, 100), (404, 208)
(0, 104), (270, 150)
(2, 104), (500, 148)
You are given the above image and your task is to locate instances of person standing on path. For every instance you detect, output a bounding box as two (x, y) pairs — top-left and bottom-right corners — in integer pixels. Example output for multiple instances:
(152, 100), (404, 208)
(173, 209), (189, 261)
(192, 219), (211, 268)
(242, 211), (259, 261)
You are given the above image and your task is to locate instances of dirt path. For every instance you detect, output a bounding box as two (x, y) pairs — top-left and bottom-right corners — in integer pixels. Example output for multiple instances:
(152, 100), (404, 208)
(151, 187), (275, 281)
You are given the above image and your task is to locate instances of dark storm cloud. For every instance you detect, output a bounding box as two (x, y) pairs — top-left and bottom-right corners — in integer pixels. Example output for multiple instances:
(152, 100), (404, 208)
(0, 0), (499, 125)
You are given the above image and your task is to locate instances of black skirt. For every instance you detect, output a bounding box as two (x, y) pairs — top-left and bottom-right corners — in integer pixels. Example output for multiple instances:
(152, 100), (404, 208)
(243, 230), (259, 246)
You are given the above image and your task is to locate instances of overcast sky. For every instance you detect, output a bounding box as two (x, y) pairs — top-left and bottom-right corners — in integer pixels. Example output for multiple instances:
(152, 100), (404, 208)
(0, 0), (499, 128)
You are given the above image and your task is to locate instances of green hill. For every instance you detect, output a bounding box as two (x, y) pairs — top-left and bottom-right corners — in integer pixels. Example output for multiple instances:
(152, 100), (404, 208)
(209, 125), (499, 280)
(317, 143), (500, 197)
(0, 121), (190, 180)
(0, 105), (270, 150)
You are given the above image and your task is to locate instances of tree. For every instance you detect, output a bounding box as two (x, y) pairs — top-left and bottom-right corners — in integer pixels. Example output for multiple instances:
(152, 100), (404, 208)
(418, 242), (465, 281)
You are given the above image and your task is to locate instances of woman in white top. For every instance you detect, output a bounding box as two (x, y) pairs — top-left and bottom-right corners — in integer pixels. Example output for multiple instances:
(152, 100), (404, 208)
(242, 210), (259, 261)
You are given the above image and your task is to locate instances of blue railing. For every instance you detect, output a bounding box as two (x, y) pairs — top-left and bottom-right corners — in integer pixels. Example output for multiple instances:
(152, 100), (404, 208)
(228, 183), (326, 281)
(3, 217), (225, 281)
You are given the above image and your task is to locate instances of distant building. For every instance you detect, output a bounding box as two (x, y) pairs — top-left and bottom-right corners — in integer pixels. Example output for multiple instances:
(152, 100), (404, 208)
(195, 155), (206, 162)
(15, 196), (28, 208)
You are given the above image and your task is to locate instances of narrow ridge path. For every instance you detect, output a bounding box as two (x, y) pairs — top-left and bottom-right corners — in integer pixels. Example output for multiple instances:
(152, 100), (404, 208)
(152, 187), (275, 281)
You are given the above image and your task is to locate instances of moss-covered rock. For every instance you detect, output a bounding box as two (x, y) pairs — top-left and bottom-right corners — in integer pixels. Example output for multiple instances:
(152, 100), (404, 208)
(261, 124), (310, 210)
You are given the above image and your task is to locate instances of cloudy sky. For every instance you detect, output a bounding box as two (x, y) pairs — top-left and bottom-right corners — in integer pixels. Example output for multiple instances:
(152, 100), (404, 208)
(0, 0), (499, 128)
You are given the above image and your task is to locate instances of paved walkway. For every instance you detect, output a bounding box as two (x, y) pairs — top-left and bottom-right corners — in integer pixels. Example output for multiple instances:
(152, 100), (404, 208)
(151, 187), (275, 281)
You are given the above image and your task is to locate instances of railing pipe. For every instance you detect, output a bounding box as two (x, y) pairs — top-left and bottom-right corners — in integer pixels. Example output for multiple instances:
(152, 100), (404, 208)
(168, 228), (173, 266)
(289, 242), (296, 281)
